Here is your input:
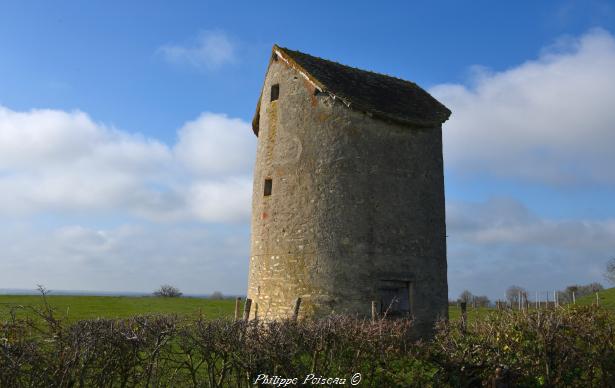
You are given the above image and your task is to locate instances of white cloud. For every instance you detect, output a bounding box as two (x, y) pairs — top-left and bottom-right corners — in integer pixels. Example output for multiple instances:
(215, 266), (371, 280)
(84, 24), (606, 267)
(0, 106), (254, 292)
(175, 112), (254, 176)
(158, 30), (236, 70)
(432, 28), (615, 186)
(0, 106), (255, 222)
(0, 223), (249, 294)
(187, 177), (253, 223)
(447, 197), (615, 299)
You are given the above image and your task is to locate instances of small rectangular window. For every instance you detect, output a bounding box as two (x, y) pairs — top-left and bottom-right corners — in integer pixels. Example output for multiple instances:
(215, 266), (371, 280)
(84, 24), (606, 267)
(379, 280), (412, 317)
(264, 178), (272, 196)
(270, 84), (279, 101)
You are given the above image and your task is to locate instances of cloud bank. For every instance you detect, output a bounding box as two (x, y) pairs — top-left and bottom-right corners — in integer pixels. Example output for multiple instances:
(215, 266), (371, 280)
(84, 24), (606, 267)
(433, 29), (615, 298)
(0, 222), (249, 294)
(0, 107), (255, 223)
(432, 28), (615, 186)
(447, 197), (615, 299)
(0, 107), (254, 293)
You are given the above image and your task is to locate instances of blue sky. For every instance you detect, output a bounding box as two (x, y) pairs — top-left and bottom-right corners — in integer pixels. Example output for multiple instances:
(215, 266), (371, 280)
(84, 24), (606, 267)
(1, 1), (615, 299)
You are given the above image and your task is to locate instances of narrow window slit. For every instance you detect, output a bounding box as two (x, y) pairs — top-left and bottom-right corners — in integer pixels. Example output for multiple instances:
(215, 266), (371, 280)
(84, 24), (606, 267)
(270, 84), (279, 101)
(264, 178), (272, 196)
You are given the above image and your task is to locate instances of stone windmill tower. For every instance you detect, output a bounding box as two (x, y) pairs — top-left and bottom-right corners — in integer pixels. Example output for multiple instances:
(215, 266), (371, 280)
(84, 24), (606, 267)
(247, 45), (451, 336)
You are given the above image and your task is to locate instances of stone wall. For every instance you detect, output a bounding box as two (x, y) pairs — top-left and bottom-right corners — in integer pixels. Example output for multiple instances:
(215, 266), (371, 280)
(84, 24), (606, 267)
(247, 54), (448, 336)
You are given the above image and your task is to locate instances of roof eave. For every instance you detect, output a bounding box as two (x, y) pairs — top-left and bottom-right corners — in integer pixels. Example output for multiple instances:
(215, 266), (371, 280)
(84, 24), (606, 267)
(352, 102), (452, 128)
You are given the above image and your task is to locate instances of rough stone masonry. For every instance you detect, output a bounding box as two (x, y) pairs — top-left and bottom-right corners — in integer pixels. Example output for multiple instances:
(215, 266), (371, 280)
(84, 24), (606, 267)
(247, 45), (451, 337)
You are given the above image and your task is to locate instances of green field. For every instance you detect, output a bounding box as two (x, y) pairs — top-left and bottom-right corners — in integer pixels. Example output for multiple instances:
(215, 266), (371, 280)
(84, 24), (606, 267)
(2, 288), (613, 323)
(447, 306), (492, 321)
(1, 295), (479, 322)
(0, 295), (235, 322)
(576, 286), (615, 309)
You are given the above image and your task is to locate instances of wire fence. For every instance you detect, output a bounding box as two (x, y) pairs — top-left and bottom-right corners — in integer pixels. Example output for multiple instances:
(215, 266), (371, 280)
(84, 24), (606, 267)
(451, 289), (603, 310)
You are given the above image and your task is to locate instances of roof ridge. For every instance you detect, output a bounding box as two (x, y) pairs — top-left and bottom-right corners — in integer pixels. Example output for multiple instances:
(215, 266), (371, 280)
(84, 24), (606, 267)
(275, 45), (425, 91)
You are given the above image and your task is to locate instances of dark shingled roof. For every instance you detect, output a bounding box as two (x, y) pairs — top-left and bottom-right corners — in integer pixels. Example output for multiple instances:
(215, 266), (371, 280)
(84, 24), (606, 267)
(252, 45), (451, 135)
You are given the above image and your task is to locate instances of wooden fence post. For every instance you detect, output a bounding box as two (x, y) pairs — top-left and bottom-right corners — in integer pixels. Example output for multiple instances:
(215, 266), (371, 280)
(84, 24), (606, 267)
(234, 297), (242, 321)
(243, 298), (252, 321)
(517, 291), (521, 310)
(371, 300), (377, 322)
(292, 297), (302, 321)
(460, 302), (467, 333)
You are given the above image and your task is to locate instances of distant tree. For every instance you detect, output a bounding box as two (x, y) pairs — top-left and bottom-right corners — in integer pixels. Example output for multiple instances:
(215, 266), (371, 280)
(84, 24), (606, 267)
(210, 291), (224, 300)
(566, 285), (579, 295)
(583, 282), (604, 294)
(561, 285), (580, 304)
(557, 290), (571, 304)
(558, 283), (603, 303)
(564, 285), (581, 304)
(506, 285), (527, 306)
(606, 258), (615, 285)
(458, 290), (474, 304)
(153, 285), (182, 298)
(474, 295), (491, 308)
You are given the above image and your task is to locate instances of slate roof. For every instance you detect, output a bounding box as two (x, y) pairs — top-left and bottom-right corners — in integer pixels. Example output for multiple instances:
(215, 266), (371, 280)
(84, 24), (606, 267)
(252, 45), (451, 135)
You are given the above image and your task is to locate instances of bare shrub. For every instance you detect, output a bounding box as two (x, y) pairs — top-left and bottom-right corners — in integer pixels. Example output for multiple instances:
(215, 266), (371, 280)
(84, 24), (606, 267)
(2, 293), (615, 387)
(433, 306), (615, 386)
(0, 307), (424, 386)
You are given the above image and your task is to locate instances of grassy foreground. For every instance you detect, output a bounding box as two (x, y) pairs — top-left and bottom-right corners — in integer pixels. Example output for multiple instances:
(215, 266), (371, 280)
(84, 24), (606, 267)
(2, 305), (615, 386)
(1, 291), (614, 386)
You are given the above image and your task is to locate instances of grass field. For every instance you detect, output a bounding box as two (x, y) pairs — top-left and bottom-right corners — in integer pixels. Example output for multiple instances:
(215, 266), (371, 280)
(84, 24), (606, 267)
(1, 288), (613, 323)
(447, 306), (492, 321)
(1, 295), (479, 322)
(576, 286), (615, 309)
(0, 295), (235, 322)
